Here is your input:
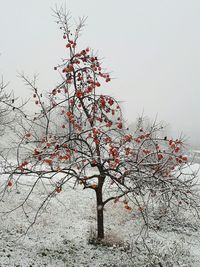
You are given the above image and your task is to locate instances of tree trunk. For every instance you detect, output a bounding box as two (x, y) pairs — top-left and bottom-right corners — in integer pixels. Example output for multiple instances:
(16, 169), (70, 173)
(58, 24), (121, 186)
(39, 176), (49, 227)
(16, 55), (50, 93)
(96, 187), (104, 239)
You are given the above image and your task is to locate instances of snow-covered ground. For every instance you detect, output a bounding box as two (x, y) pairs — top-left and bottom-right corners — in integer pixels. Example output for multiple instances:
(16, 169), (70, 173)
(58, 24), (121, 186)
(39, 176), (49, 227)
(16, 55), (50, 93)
(0, 164), (200, 266)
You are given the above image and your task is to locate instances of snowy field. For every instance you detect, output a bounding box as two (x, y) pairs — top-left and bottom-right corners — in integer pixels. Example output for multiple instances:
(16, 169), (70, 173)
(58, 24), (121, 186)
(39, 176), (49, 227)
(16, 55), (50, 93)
(0, 164), (200, 267)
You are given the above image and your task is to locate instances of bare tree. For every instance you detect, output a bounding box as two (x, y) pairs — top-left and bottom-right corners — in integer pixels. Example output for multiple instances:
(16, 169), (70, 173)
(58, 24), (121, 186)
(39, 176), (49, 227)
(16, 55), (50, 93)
(1, 7), (199, 240)
(0, 79), (15, 136)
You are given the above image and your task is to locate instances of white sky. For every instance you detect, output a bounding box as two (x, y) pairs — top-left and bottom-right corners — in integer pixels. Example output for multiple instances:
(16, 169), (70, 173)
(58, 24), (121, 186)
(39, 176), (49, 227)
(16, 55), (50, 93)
(0, 0), (200, 147)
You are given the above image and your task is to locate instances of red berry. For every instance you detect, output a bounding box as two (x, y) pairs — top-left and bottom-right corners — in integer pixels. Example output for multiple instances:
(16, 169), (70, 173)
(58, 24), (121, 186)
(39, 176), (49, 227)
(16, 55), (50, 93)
(8, 181), (12, 187)
(96, 82), (101, 87)
(56, 187), (62, 193)
(76, 90), (83, 98)
(25, 133), (31, 138)
(117, 122), (123, 129)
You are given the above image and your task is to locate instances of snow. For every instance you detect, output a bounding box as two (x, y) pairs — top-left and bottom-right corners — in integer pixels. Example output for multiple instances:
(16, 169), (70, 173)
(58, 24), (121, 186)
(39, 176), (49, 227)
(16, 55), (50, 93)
(0, 165), (200, 266)
(0, 180), (131, 266)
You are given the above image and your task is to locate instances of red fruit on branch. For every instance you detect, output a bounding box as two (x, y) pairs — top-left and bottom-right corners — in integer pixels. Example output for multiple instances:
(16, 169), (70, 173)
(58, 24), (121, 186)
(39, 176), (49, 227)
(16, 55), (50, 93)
(96, 82), (101, 87)
(114, 197), (119, 203)
(25, 133), (31, 138)
(56, 187), (62, 193)
(171, 143), (176, 149)
(175, 147), (180, 153)
(76, 90), (84, 98)
(43, 159), (53, 166)
(117, 122), (122, 129)
(124, 204), (132, 211)
(91, 184), (97, 189)
(66, 111), (71, 116)
(8, 181), (13, 187)
(158, 154), (163, 161)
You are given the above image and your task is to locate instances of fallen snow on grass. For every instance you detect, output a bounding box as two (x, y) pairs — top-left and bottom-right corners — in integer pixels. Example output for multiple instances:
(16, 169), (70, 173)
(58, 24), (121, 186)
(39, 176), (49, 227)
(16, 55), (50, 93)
(0, 165), (200, 266)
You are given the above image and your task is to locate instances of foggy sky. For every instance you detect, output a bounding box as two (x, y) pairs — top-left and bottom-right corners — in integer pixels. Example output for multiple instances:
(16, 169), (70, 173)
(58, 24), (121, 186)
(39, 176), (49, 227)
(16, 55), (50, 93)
(0, 0), (200, 147)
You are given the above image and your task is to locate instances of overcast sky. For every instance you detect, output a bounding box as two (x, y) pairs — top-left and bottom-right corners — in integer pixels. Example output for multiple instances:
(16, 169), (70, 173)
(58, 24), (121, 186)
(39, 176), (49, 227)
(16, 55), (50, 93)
(0, 0), (200, 147)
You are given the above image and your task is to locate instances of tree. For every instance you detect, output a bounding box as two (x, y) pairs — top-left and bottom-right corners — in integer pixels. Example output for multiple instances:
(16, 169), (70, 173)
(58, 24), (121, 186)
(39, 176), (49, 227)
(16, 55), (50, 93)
(0, 79), (15, 136)
(1, 7), (199, 240)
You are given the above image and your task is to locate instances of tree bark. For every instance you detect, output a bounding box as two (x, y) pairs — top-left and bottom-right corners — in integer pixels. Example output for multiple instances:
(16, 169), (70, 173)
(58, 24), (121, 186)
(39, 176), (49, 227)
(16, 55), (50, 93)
(96, 187), (104, 239)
